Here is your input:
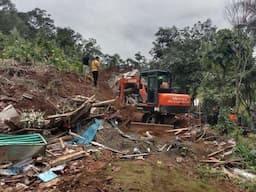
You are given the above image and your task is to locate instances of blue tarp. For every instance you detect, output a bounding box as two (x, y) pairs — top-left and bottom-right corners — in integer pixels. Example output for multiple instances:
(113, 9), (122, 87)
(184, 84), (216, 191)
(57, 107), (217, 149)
(74, 119), (103, 145)
(38, 170), (58, 182)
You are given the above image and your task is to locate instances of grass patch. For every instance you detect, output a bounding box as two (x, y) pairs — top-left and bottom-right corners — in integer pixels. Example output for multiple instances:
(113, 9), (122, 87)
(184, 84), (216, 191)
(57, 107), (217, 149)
(108, 161), (227, 192)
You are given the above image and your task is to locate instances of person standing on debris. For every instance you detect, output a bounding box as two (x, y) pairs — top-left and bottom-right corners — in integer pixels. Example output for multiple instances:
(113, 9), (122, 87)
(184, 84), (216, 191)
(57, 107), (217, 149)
(82, 55), (90, 79)
(91, 56), (100, 87)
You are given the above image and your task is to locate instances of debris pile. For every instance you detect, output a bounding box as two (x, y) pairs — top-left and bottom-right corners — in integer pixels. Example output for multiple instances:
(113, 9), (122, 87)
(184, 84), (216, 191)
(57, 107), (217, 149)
(0, 63), (254, 191)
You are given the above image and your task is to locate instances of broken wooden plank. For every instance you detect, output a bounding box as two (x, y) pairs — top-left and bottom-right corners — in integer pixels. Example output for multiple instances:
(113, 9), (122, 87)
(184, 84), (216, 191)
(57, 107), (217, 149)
(213, 159), (242, 168)
(49, 151), (86, 167)
(200, 159), (223, 163)
(59, 138), (65, 149)
(46, 150), (57, 157)
(120, 153), (149, 159)
(22, 93), (33, 100)
(92, 98), (116, 107)
(47, 95), (95, 120)
(207, 145), (236, 158)
(165, 128), (190, 133)
(200, 158), (242, 168)
(47, 135), (72, 145)
(91, 141), (125, 154)
(0, 96), (17, 102)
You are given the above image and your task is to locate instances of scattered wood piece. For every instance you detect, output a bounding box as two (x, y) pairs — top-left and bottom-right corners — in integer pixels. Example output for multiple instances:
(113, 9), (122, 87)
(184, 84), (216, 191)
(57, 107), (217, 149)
(115, 126), (140, 141)
(200, 157), (242, 168)
(48, 135), (72, 145)
(196, 128), (207, 142)
(92, 98), (116, 107)
(91, 141), (125, 154)
(207, 145), (236, 158)
(46, 150), (57, 157)
(47, 95), (95, 120)
(11, 128), (44, 134)
(0, 162), (12, 169)
(120, 153), (149, 159)
(68, 130), (86, 140)
(59, 138), (65, 149)
(202, 135), (220, 141)
(165, 128), (190, 133)
(0, 95), (17, 102)
(200, 159), (223, 164)
(223, 150), (233, 157)
(49, 151), (86, 167)
(22, 93), (33, 100)
(174, 129), (188, 135)
(213, 159), (242, 168)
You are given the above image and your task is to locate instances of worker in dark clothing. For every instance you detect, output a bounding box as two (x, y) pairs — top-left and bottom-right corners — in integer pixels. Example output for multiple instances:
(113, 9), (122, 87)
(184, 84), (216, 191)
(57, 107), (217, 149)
(82, 55), (90, 79)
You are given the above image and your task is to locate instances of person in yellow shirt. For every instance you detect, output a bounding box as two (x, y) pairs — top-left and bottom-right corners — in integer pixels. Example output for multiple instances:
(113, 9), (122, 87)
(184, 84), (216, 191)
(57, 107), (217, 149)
(91, 56), (100, 87)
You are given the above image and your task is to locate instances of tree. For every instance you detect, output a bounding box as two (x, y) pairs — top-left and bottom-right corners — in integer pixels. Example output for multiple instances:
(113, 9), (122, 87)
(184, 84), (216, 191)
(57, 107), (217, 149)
(225, 0), (256, 31)
(200, 29), (254, 128)
(239, 67), (256, 128)
(0, 0), (28, 35)
(0, 0), (16, 12)
(25, 8), (55, 37)
(81, 38), (102, 58)
(150, 19), (216, 95)
(56, 27), (82, 57)
(134, 52), (147, 70)
(103, 53), (124, 67)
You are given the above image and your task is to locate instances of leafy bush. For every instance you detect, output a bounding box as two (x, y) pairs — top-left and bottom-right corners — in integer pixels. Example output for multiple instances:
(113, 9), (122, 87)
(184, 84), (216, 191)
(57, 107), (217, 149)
(234, 136), (256, 170)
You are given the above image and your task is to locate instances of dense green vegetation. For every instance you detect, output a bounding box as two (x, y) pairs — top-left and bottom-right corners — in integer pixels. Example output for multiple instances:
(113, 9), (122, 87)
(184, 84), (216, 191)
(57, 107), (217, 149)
(0, 0), (256, 131)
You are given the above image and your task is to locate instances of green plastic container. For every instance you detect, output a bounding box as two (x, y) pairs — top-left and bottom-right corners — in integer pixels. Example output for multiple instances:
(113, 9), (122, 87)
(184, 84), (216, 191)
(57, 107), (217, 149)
(0, 133), (47, 163)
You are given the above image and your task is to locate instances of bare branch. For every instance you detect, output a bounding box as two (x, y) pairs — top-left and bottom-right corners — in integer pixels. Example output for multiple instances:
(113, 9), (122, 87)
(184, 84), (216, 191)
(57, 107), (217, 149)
(225, 0), (256, 29)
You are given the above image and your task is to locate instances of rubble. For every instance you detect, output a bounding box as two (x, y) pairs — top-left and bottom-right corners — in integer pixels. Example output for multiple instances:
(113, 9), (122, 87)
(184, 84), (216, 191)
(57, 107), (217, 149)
(0, 64), (251, 191)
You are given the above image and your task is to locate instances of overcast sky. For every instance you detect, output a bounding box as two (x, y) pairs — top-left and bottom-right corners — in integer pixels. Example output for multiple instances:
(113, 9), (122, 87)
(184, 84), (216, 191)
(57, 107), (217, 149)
(12, 0), (231, 59)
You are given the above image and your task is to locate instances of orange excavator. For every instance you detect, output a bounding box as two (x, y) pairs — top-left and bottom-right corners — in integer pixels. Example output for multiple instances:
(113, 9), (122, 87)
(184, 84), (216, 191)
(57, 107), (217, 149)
(119, 70), (191, 123)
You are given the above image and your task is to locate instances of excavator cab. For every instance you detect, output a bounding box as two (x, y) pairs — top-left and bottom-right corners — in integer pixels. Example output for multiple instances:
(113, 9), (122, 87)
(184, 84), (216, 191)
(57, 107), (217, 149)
(141, 70), (172, 104)
(140, 70), (191, 114)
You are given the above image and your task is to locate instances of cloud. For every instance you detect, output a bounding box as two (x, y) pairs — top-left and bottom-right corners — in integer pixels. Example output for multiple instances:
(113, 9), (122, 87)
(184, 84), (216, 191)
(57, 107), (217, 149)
(12, 0), (230, 59)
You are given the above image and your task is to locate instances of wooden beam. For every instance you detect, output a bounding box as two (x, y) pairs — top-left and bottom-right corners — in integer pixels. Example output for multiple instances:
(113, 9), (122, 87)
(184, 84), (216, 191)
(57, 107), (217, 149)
(207, 145), (235, 158)
(49, 151), (86, 167)
(131, 122), (174, 128)
(165, 128), (190, 133)
(92, 98), (116, 107)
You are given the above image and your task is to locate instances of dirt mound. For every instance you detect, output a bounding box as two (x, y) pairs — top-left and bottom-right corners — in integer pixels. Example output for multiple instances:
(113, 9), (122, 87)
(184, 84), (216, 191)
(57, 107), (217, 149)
(0, 63), (116, 115)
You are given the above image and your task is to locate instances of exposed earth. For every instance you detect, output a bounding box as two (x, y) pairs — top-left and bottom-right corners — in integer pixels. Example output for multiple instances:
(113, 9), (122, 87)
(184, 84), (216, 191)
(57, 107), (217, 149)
(0, 63), (248, 192)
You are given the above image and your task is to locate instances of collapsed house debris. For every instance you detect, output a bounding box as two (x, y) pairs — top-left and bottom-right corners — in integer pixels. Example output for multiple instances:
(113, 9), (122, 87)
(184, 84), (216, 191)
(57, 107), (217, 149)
(0, 64), (254, 191)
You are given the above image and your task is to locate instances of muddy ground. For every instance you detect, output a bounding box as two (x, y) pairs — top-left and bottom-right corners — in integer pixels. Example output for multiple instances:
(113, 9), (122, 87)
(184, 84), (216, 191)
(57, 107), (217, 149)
(0, 63), (248, 192)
